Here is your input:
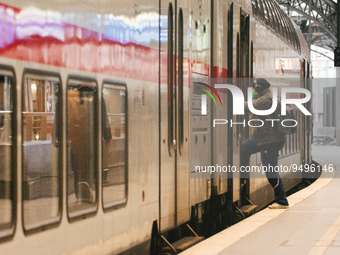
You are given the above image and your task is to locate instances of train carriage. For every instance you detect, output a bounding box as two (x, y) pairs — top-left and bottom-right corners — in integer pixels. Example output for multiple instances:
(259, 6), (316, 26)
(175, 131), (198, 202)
(0, 0), (312, 254)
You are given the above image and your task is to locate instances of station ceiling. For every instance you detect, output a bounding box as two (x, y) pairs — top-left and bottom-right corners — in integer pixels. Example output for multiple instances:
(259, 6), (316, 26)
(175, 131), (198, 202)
(276, 0), (338, 52)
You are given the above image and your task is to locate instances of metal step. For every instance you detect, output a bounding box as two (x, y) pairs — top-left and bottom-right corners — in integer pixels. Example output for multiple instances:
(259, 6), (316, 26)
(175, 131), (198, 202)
(163, 236), (204, 254)
(239, 205), (258, 217)
(161, 224), (204, 254)
(172, 236), (204, 252)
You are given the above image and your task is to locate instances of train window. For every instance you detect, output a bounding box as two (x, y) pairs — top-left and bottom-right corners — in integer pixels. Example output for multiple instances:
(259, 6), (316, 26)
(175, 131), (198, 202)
(102, 82), (127, 210)
(67, 76), (98, 220)
(22, 71), (62, 232)
(0, 68), (15, 239)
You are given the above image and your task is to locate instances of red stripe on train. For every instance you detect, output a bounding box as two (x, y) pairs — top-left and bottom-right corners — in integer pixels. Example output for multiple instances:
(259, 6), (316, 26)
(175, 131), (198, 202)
(0, 3), (230, 87)
(0, 4), (160, 83)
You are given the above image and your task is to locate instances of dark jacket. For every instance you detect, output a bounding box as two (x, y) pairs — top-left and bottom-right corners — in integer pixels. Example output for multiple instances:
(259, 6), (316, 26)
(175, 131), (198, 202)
(245, 88), (285, 146)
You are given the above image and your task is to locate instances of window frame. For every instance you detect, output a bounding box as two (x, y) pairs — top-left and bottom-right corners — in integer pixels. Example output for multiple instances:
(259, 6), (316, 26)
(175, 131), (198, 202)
(101, 80), (128, 212)
(0, 65), (17, 241)
(66, 74), (99, 222)
(21, 68), (63, 235)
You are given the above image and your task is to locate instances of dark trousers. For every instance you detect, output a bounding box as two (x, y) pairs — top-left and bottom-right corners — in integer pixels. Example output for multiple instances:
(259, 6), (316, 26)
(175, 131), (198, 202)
(240, 137), (289, 206)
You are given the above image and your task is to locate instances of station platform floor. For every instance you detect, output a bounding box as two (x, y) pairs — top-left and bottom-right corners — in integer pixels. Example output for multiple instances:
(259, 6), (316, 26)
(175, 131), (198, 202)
(182, 145), (340, 255)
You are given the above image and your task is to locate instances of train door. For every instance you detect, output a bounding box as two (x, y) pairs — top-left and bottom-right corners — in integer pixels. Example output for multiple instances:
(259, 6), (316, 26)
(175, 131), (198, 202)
(188, 0), (212, 235)
(159, 0), (190, 232)
(237, 8), (251, 205)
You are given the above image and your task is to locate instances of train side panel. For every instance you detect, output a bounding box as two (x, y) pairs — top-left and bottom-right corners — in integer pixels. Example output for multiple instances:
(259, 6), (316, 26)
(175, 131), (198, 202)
(0, 0), (160, 254)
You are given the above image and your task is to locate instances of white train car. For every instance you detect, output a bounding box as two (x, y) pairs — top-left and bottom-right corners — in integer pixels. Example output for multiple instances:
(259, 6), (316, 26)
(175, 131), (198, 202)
(0, 0), (311, 254)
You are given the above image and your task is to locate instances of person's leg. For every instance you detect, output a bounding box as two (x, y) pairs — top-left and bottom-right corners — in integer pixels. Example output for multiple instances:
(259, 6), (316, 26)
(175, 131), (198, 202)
(240, 138), (262, 188)
(240, 137), (261, 168)
(261, 142), (289, 206)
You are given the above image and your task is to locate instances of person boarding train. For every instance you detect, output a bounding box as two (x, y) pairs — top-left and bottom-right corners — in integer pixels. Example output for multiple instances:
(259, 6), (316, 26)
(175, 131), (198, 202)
(241, 78), (289, 209)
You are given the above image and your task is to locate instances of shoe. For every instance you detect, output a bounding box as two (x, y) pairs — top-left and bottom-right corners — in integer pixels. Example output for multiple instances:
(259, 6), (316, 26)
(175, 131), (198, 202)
(268, 203), (289, 209)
